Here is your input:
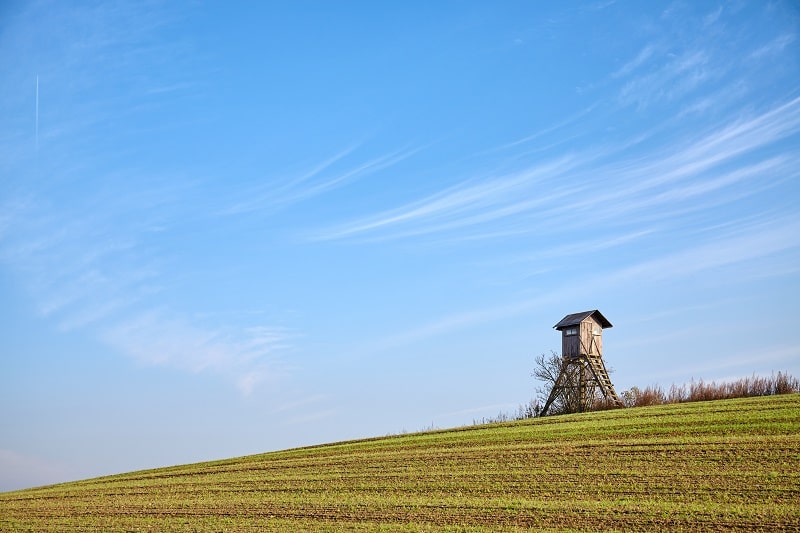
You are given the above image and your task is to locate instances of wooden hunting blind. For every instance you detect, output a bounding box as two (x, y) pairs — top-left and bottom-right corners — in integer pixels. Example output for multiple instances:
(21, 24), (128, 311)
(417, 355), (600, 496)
(540, 310), (624, 415)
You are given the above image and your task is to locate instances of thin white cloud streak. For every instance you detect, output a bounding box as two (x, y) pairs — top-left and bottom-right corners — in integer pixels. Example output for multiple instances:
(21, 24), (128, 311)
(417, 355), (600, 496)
(56, 297), (132, 332)
(571, 155), (795, 227)
(705, 345), (800, 375)
(641, 345), (800, 382)
(315, 96), (800, 244)
(581, 96), (800, 205)
(2, 217), (282, 397)
(365, 213), (800, 350)
(703, 6), (724, 27)
(296, 147), (421, 199)
(472, 228), (656, 276)
(1, 2), (302, 395)
(313, 156), (580, 241)
(618, 50), (711, 110)
(621, 299), (740, 327)
(0, 1), (196, 157)
(670, 96), (800, 171)
(607, 217), (800, 283)
(0, 185), (289, 395)
(612, 45), (656, 79)
(15, 228), (288, 392)
(220, 145), (421, 216)
(517, 229), (654, 262)
(101, 311), (290, 395)
(365, 298), (545, 352)
(482, 104), (599, 155)
(748, 33), (796, 60)
(0, 205), (158, 332)
(219, 144), (360, 215)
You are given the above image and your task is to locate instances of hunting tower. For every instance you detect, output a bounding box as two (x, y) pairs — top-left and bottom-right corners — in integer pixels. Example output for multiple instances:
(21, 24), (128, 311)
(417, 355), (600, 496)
(540, 310), (624, 416)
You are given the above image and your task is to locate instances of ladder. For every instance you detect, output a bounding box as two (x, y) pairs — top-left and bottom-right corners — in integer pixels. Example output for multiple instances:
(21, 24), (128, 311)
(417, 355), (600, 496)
(586, 354), (624, 407)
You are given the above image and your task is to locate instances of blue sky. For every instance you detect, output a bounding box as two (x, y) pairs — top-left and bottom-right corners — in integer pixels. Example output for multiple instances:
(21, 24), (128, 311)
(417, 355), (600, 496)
(1, 0), (799, 491)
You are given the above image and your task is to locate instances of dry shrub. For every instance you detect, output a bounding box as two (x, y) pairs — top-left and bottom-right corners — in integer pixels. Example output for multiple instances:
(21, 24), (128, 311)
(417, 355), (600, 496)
(633, 386), (666, 407)
(688, 379), (725, 402)
(621, 371), (799, 408)
(775, 371), (800, 394)
(667, 383), (687, 403)
(593, 396), (623, 411)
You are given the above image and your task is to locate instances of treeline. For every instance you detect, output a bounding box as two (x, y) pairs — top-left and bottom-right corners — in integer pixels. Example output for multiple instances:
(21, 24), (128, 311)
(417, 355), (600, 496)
(619, 371), (799, 408)
(475, 371), (800, 425)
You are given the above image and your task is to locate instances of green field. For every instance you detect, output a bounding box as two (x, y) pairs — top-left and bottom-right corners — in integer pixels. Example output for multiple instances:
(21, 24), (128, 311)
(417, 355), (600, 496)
(2, 394), (799, 532)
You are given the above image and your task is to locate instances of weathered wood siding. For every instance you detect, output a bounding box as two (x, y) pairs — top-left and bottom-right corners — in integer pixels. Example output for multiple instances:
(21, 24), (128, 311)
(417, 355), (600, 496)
(582, 316), (603, 356)
(593, 316), (603, 356)
(562, 329), (580, 358)
(563, 316), (603, 359)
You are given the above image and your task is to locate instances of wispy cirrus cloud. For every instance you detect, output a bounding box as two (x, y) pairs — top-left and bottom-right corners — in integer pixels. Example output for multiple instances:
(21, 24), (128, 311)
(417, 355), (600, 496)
(102, 312), (290, 395)
(0, 2), (307, 395)
(608, 5), (758, 113)
(0, 192), (291, 395)
(314, 96), (800, 244)
(611, 44), (656, 79)
(748, 33), (796, 60)
(366, 212), (800, 349)
(618, 50), (712, 110)
(513, 229), (655, 262)
(312, 155), (580, 242)
(703, 6), (724, 27)
(219, 145), (422, 216)
(606, 214), (800, 283)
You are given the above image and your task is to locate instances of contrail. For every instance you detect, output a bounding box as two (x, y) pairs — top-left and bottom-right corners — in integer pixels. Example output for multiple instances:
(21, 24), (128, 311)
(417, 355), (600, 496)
(35, 75), (39, 150)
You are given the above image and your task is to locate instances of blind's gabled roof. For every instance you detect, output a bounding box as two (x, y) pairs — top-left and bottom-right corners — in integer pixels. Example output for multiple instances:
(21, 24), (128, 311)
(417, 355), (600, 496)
(553, 310), (613, 330)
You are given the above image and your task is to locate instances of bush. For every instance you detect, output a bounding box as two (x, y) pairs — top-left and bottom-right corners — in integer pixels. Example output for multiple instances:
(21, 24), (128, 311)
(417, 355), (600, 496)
(622, 385), (666, 407)
(619, 372), (799, 408)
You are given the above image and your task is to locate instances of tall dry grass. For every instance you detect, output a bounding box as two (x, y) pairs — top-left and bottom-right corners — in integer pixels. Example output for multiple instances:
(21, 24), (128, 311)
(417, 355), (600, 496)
(621, 372), (799, 408)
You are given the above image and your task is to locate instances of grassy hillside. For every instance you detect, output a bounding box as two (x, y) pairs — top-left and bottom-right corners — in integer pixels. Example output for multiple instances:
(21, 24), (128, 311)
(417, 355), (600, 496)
(2, 394), (799, 532)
